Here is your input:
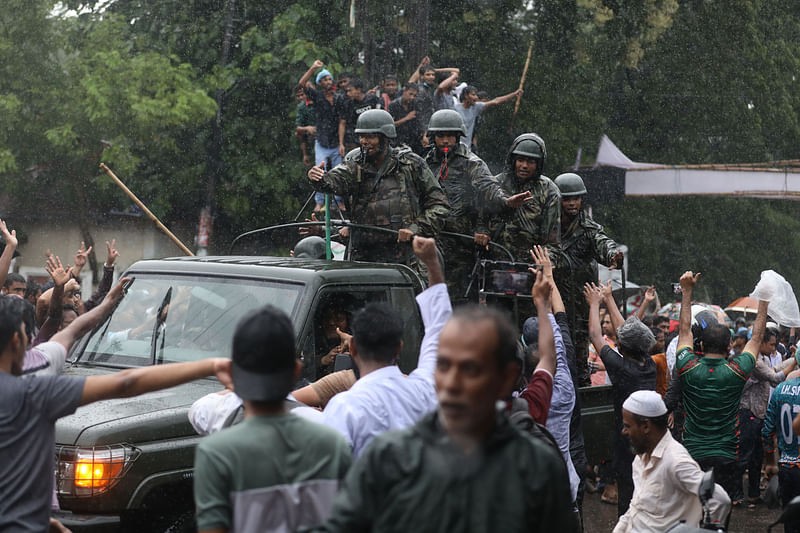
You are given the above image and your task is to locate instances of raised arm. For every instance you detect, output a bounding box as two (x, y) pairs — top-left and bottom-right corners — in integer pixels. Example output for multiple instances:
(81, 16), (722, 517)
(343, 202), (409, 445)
(484, 88), (523, 109)
(743, 300), (769, 357)
(0, 219), (18, 289)
(436, 70), (459, 94)
(585, 283), (606, 356)
(299, 59), (324, 88)
(531, 269), (556, 377)
(83, 239), (119, 312)
(50, 277), (128, 352)
(408, 56), (429, 83)
(34, 256), (72, 346)
(600, 281), (625, 330)
(678, 271), (700, 350)
(636, 286), (657, 320)
(70, 241), (93, 280)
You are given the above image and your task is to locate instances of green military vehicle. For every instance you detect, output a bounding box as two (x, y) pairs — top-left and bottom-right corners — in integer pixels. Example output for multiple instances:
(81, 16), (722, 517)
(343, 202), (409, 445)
(52, 226), (613, 532)
(53, 256), (426, 532)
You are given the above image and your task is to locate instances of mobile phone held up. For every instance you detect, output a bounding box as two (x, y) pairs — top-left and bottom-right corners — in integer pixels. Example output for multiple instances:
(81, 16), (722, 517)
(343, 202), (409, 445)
(480, 261), (539, 297)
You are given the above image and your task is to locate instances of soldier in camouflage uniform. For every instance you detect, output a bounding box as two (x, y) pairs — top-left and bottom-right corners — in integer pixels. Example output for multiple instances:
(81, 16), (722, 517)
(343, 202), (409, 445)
(307, 109), (450, 274)
(553, 172), (623, 387)
(483, 133), (564, 266)
(423, 110), (495, 303)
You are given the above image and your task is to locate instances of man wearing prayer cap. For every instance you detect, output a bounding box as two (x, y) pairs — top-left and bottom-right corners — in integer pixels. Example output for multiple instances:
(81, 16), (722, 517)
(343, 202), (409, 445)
(613, 390), (731, 533)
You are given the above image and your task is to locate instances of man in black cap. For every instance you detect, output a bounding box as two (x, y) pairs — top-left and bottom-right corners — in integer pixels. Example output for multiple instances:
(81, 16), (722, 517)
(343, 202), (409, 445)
(193, 305), (352, 533)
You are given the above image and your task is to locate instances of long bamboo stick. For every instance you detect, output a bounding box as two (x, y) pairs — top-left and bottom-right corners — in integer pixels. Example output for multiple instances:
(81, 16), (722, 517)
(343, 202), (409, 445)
(100, 163), (195, 256)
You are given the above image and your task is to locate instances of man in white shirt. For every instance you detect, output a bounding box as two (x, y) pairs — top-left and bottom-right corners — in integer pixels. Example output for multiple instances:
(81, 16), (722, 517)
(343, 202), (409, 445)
(614, 390), (730, 533)
(322, 236), (451, 457)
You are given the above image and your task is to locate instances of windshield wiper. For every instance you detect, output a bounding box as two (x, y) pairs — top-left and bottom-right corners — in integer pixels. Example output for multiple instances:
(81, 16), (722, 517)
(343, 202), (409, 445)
(150, 287), (173, 365)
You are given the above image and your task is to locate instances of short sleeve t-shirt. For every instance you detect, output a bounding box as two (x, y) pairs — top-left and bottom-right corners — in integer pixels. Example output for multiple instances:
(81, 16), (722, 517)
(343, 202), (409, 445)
(599, 345), (657, 425)
(433, 90), (454, 111)
(339, 94), (382, 145)
(0, 373), (85, 532)
(454, 101), (486, 146)
(677, 346), (756, 460)
(194, 413), (352, 532)
(305, 87), (341, 148)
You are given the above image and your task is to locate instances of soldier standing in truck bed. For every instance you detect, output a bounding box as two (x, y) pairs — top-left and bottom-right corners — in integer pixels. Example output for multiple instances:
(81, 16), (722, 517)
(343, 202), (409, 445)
(307, 109), (450, 275)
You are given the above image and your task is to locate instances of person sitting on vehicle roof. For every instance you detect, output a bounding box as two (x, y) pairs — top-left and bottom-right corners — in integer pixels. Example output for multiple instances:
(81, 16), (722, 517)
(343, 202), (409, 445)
(192, 305), (352, 533)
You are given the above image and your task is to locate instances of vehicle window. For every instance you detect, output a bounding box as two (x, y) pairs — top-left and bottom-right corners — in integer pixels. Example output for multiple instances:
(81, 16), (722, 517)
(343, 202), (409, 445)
(304, 287), (388, 382)
(80, 275), (302, 367)
(391, 287), (424, 374)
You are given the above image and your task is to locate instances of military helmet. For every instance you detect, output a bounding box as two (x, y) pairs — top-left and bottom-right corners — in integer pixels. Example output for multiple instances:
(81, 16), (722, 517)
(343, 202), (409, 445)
(293, 236), (326, 259)
(554, 173), (587, 196)
(506, 133), (547, 178)
(427, 109), (467, 137)
(354, 109), (396, 139)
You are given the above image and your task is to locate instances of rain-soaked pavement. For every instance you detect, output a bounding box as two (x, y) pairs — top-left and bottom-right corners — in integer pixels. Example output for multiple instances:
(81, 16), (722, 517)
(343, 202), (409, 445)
(582, 489), (783, 532)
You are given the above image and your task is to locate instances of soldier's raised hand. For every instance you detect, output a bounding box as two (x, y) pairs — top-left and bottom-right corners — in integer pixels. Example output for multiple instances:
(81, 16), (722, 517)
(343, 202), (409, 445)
(474, 233), (490, 250)
(505, 191), (532, 209)
(308, 161), (325, 182)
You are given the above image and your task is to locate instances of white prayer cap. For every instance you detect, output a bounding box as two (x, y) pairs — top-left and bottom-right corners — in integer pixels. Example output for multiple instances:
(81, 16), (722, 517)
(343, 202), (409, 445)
(623, 390), (667, 418)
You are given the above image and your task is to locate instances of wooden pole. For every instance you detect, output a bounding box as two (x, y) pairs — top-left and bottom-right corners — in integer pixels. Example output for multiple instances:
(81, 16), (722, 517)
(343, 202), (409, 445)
(100, 163), (195, 256)
(513, 41), (534, 116)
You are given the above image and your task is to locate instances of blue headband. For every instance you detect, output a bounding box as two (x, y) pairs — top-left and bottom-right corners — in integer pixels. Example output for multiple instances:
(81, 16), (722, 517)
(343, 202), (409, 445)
(316, 69), (332, 84)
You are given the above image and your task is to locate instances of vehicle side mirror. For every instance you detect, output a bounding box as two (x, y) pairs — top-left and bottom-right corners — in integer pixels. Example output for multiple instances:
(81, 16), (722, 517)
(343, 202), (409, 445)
(698, 469), (715, 505)
(769, 495), (800, 532)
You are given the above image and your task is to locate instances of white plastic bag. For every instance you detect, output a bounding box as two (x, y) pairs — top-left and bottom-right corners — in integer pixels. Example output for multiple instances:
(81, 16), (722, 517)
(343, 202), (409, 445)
(749, 270), (800, 327)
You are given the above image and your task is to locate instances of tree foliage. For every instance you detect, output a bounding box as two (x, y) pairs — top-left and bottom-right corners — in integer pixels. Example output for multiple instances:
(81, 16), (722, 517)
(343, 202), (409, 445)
(3, 0), (800, 301)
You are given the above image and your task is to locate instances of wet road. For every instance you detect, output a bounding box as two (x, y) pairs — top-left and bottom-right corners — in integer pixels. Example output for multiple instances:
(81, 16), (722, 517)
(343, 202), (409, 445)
(582, 489), (783, 532)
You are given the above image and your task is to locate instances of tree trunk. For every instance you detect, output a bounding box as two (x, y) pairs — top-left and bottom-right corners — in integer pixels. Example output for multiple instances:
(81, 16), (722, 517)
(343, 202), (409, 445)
(198, 0), (237, 254)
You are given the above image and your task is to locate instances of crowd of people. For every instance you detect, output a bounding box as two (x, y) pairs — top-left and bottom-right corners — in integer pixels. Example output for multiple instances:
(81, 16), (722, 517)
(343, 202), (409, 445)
(5, 58), (800, 533)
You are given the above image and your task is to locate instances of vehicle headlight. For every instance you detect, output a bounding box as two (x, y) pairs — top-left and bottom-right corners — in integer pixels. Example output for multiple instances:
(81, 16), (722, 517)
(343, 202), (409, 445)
(55, 444), (140, 497)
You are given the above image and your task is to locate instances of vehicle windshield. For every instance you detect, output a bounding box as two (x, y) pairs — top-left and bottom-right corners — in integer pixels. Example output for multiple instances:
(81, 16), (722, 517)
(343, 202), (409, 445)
(77, 274), (302, 367)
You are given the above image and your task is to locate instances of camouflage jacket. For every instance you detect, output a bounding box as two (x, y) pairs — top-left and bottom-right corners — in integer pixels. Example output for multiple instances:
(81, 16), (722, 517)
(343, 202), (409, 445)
(311, 146), (450, 236)
(560, 211), (619, 273)
(555, 210), (620, 331)
(484, 171), (563, 263)
(424, 143), (493, 235)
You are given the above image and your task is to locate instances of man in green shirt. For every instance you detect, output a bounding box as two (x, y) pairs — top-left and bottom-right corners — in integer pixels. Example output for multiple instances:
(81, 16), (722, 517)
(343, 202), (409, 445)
(193, 305), (352, 533)
(675, 270), (763, 500)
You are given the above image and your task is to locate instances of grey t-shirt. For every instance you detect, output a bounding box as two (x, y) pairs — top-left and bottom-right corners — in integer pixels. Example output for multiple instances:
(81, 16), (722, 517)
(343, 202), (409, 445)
(455, 101), (486, 145)
(433, 90), (454, 112)
(0, 372), (85, 532)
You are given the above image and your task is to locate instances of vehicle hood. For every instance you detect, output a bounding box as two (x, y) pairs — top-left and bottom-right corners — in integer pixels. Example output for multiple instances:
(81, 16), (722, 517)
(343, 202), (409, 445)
(55, 365), (224, 446)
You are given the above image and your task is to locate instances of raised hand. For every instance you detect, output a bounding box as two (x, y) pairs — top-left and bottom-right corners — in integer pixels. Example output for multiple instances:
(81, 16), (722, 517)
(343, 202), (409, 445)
(0, 219), (17, 249)
(529, 245), (552, 280)
(584, 282), (603, 306)
(644, 286), (657, 303)
(505, 191), (532, 209)
(531, 269), (551, 306)
(46, 256), (72, 287)
(74, 241), (93, 268)
(105, 239), (120, 266)
(679, 271), (701, 290)
(308, 161), (326, 182)
(312, 59), (324, 69)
